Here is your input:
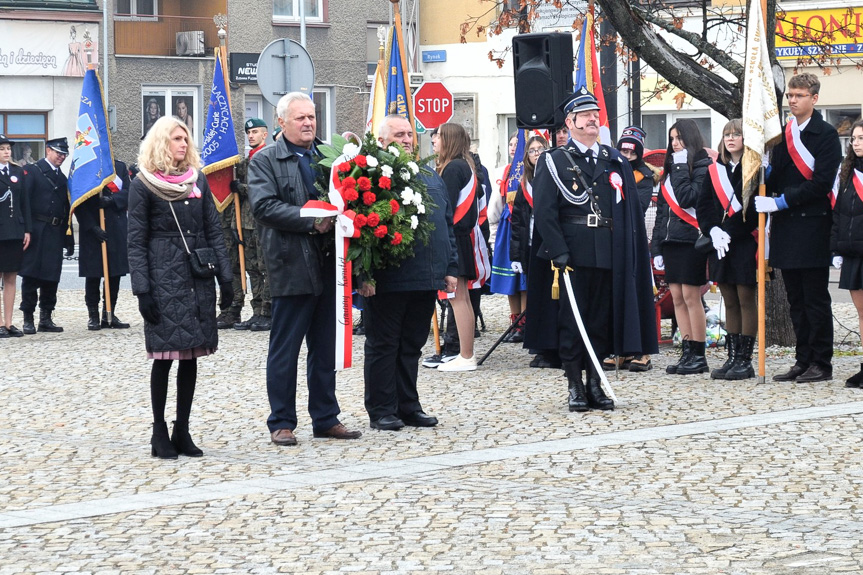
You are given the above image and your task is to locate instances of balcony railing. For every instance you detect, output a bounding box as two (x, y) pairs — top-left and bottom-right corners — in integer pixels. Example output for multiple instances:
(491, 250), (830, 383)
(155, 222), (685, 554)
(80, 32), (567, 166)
(114, 14), (221, 57)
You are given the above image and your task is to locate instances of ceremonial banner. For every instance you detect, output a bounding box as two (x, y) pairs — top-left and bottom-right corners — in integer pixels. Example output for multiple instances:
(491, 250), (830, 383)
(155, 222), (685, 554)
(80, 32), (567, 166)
(201, 48), (241, 212)
(366, 44), (387, 136)
(385, 24), (415, 128)
(68, 69), (115, 214)
(741, 0), (782, 203)
(575, 9), (611, 144)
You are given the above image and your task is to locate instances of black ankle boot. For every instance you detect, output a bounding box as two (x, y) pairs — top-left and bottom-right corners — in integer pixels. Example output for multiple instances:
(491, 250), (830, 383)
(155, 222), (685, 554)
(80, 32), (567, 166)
(151, 422), (178, 459)
(171, 420), (203, 457)
(102, 308), (130, 329)
(711, 333), (738, 379)
(846, 363), (863, 388)
(667, 339), (691, 374)
(563, 362), (588, 412)
(88, 306), (101, 331)
(677, 340), (709, 375)
(725, 335), (756, 380)
(38, 310), (63, 332)
(22, 311), (36, 335)
(585, 364), (614, 410)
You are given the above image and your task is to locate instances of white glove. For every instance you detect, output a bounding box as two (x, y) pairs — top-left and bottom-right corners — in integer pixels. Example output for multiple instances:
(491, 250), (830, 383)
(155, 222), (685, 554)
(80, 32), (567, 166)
(761, 152), (770, 169)
(653, 255), (665, 271)
(709, 227), (732, 259)
(511, 261), (524, 274)
(833, 255), (843, 269)
(754, 196), (780, 213)
(672, 149), (688, 164)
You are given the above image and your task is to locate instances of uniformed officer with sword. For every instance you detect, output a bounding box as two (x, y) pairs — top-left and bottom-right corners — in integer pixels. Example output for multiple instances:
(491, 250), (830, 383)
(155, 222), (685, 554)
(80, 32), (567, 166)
(533, 88), (657, 412)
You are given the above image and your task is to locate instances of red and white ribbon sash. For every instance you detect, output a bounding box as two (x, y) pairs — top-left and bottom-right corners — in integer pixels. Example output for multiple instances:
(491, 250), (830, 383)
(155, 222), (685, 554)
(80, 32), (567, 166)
(785, 118), (815, 181)
(467, 221), (491, 290)
(708, 162), (742, 217)
(453, 172), (477, 225)
(831, 172), (840, 209)
(521, 179), (533, 208)
(610, 171), (624, 204)
(852, 169), (863, 206)
(477, 176), (488, 226)
(106, 175), (123, 193)
(660, 176), (699, 230)
(299, 152), (361, 371)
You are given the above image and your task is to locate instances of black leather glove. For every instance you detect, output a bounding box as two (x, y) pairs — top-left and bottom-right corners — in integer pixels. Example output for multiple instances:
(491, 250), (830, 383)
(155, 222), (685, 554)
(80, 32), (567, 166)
(552, 253), (571, 270)
(92, 226), (109, 242)
(137, 292), (161, 324)
(219, 282), (234, 311)
(229, 179), (241, 194)
(99, 194), (114, 208)
(64, 234), (75, 257)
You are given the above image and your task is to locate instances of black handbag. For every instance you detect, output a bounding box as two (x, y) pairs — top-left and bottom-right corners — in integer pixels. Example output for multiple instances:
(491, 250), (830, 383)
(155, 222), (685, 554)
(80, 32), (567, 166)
(169, 201), (219, 279)
(694, 232), (713, 254)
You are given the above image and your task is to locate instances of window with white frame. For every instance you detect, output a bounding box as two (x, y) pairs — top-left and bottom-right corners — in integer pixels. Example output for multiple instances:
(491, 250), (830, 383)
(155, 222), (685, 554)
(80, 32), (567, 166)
(641, 113), (711, 152)
(274, 0), (324, 23)
(142, 86), (200, 142)
(312, 88), (332, 143)
(116, 0), (158, 20)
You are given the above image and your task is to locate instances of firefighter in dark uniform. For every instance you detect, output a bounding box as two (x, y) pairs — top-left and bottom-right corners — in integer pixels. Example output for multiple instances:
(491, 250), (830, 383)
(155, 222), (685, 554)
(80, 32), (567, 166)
(533, 89), (656, 412)
(19, 137), (74, 334)
(74, 158), (131, 330)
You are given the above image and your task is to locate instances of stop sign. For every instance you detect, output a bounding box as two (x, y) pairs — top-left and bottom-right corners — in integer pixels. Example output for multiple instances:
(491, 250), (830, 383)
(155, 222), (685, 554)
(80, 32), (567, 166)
(414, 82), (453, 129)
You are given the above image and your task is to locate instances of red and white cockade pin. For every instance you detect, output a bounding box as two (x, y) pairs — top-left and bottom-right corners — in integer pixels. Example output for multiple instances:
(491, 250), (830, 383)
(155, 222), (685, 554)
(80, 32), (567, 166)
(609, 172), (624, 202)
(10, 175), (18, 183)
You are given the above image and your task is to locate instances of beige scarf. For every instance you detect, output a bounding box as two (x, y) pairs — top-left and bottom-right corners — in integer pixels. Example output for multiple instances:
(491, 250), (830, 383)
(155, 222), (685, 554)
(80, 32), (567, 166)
(137, 166), (199, 202)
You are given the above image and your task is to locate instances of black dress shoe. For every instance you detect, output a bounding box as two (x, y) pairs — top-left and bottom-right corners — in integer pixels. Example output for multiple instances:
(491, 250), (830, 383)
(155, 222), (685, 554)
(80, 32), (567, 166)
(400, 411), (438, 427)
(530, 354), (562, 369)
(795, 364), (832, 383)
(0, 326), (8, 338)
(6, 325), (23, 337)
(773, 364), (808, 382)
(370, 415), (405, 430)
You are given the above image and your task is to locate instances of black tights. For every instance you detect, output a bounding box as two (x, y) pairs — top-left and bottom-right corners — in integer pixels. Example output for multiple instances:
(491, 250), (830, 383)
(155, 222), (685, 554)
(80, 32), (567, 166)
(718, 283), (757, 337)
(150, 359), (198, 424)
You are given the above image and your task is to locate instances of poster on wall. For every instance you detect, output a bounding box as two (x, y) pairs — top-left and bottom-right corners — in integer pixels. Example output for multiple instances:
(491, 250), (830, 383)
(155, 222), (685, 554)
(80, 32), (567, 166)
(142, 93), (166, 137)
(143, 87), (200, 141)
(0, 21), (99, 77)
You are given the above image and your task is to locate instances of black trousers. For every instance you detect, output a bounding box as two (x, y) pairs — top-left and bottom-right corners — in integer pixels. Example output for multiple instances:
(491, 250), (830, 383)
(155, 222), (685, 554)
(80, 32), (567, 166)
(557, 266), (612, 367)
(19, 276), (59, 313)
(84, 275), (122, 309)
(780, 267), (833, 368)
(363, 290), (436, 420)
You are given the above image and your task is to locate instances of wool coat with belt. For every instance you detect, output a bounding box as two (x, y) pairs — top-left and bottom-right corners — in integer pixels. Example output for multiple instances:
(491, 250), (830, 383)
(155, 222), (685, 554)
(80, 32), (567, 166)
(0, 163), (30, 242)
(19, 158), (69, 282)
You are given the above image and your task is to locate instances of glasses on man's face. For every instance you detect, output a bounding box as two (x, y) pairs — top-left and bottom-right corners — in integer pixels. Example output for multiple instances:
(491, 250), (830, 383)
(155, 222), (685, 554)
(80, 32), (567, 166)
(785, 92), (812, 101)
(724, 132), (742, 139)
(527, 148), (544, 156)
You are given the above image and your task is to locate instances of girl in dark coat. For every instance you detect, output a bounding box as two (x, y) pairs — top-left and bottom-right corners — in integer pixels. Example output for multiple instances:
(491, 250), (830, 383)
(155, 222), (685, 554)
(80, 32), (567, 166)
(831, 119), (863, 387)
(697, 119), (757, 380)
(127, 116), (233, 459)
(651, 119), (712, 375)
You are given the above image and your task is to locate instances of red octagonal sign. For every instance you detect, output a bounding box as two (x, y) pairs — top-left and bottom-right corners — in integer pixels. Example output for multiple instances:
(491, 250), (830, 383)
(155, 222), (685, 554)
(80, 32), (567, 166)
(414, 82), (453, 130)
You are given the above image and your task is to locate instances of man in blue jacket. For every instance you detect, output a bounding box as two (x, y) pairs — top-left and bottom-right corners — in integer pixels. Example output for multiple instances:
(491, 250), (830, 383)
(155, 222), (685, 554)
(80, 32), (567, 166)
(358, 115), (459, 430)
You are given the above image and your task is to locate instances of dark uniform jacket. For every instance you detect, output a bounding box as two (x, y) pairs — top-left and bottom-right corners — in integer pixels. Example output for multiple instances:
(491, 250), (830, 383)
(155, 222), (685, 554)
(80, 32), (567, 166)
(533, 141), (658, 357)
(650, 149), (711, 253)
(232, 144), (264, 230)
(0, 163), (30, 242)
(509, 179), (532, 266)
(19, 159), (69, 282)
(127, 172), (232, 353)
(247, 136), (332, 298)
(831, 167), (863, 257)
(75, 159), (131, 278)
(767, 110), (841, 268)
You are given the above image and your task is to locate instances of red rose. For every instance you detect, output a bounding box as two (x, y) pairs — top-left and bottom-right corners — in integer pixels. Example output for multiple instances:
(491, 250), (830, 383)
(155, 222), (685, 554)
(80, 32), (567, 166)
(341, 177), (356, 191)
(343, 188), (359, 202)
(358, 176), (372, 191)
(391, 232), (402, 245)
(378, 176), (392, 190)
(354, 214), (367, 227)
(390, 199), (400, 215)
(338, 162), (351, 173)
(354, 155), (368, 168)
(373, 225), (388, 238)
(367, 212), (381, 227)
(362, 192), (377, 205)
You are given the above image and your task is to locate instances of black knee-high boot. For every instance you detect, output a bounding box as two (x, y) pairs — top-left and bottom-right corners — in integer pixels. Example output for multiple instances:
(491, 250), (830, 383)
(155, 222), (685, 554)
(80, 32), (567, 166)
(150, 360), (177, 459)
(172, 359), (202, 457)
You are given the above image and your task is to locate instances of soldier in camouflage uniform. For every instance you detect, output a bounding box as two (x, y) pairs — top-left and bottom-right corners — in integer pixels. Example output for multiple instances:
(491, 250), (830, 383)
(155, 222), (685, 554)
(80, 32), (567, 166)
(227, 117), (272, 331)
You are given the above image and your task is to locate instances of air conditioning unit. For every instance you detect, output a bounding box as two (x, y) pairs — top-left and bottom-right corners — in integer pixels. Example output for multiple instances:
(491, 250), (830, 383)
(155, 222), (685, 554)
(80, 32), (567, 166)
(409, 73), (423, 87)
(176, 31), (205, 57)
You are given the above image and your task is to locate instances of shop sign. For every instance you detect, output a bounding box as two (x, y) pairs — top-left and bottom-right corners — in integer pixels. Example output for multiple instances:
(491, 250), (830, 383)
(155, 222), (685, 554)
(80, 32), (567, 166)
(776, 8), (863, 59)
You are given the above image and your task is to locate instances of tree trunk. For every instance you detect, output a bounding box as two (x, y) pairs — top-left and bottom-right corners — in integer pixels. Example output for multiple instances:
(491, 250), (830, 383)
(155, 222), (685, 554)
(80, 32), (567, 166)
(765, 269), (796, 347)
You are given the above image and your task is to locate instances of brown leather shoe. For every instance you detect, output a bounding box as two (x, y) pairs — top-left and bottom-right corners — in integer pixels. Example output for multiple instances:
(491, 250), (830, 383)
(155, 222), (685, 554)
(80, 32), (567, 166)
(313, 423), (362, 439)
(270, 428), (298, 446)
(773, 364), (807, 382)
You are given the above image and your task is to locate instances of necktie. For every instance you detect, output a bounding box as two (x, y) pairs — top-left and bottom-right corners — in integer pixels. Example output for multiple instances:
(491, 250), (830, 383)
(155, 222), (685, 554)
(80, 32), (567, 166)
(1, 167), (7, 177)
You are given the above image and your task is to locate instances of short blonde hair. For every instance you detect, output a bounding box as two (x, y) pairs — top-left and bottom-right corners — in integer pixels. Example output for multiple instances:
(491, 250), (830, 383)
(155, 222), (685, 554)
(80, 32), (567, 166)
(138, 115), (201, 173)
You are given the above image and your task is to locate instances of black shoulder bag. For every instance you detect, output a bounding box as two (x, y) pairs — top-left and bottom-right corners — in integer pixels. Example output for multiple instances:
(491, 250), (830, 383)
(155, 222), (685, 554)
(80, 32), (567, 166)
(168, 201), (218, 278)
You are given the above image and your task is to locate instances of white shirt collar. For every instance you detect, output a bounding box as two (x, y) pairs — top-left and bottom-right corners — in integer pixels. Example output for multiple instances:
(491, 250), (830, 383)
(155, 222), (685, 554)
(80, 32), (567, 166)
(797, 116), (812, 131)
(569, 139), (600, 157)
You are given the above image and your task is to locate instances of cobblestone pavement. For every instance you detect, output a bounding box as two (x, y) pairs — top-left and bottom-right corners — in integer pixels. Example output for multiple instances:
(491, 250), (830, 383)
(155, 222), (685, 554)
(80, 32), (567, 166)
(2, 290), (863, 574)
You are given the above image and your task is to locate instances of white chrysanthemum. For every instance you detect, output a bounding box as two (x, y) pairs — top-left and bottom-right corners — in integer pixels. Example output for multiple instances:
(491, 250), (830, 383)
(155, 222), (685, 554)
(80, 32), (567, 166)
(388, 145), (401, 156)
(376, 139), (384, 148)
(410, 215), (419, 230)
(365, 156), (378, 168)
(342, 143), (361, 157)
(412, 194), (423, 207)
(416, 203), (426, 214)
(400, 169), (411, 182)
(400, 188), (415, 205)
(381, 165), (394, 178)
(407, 161), (419, 174)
